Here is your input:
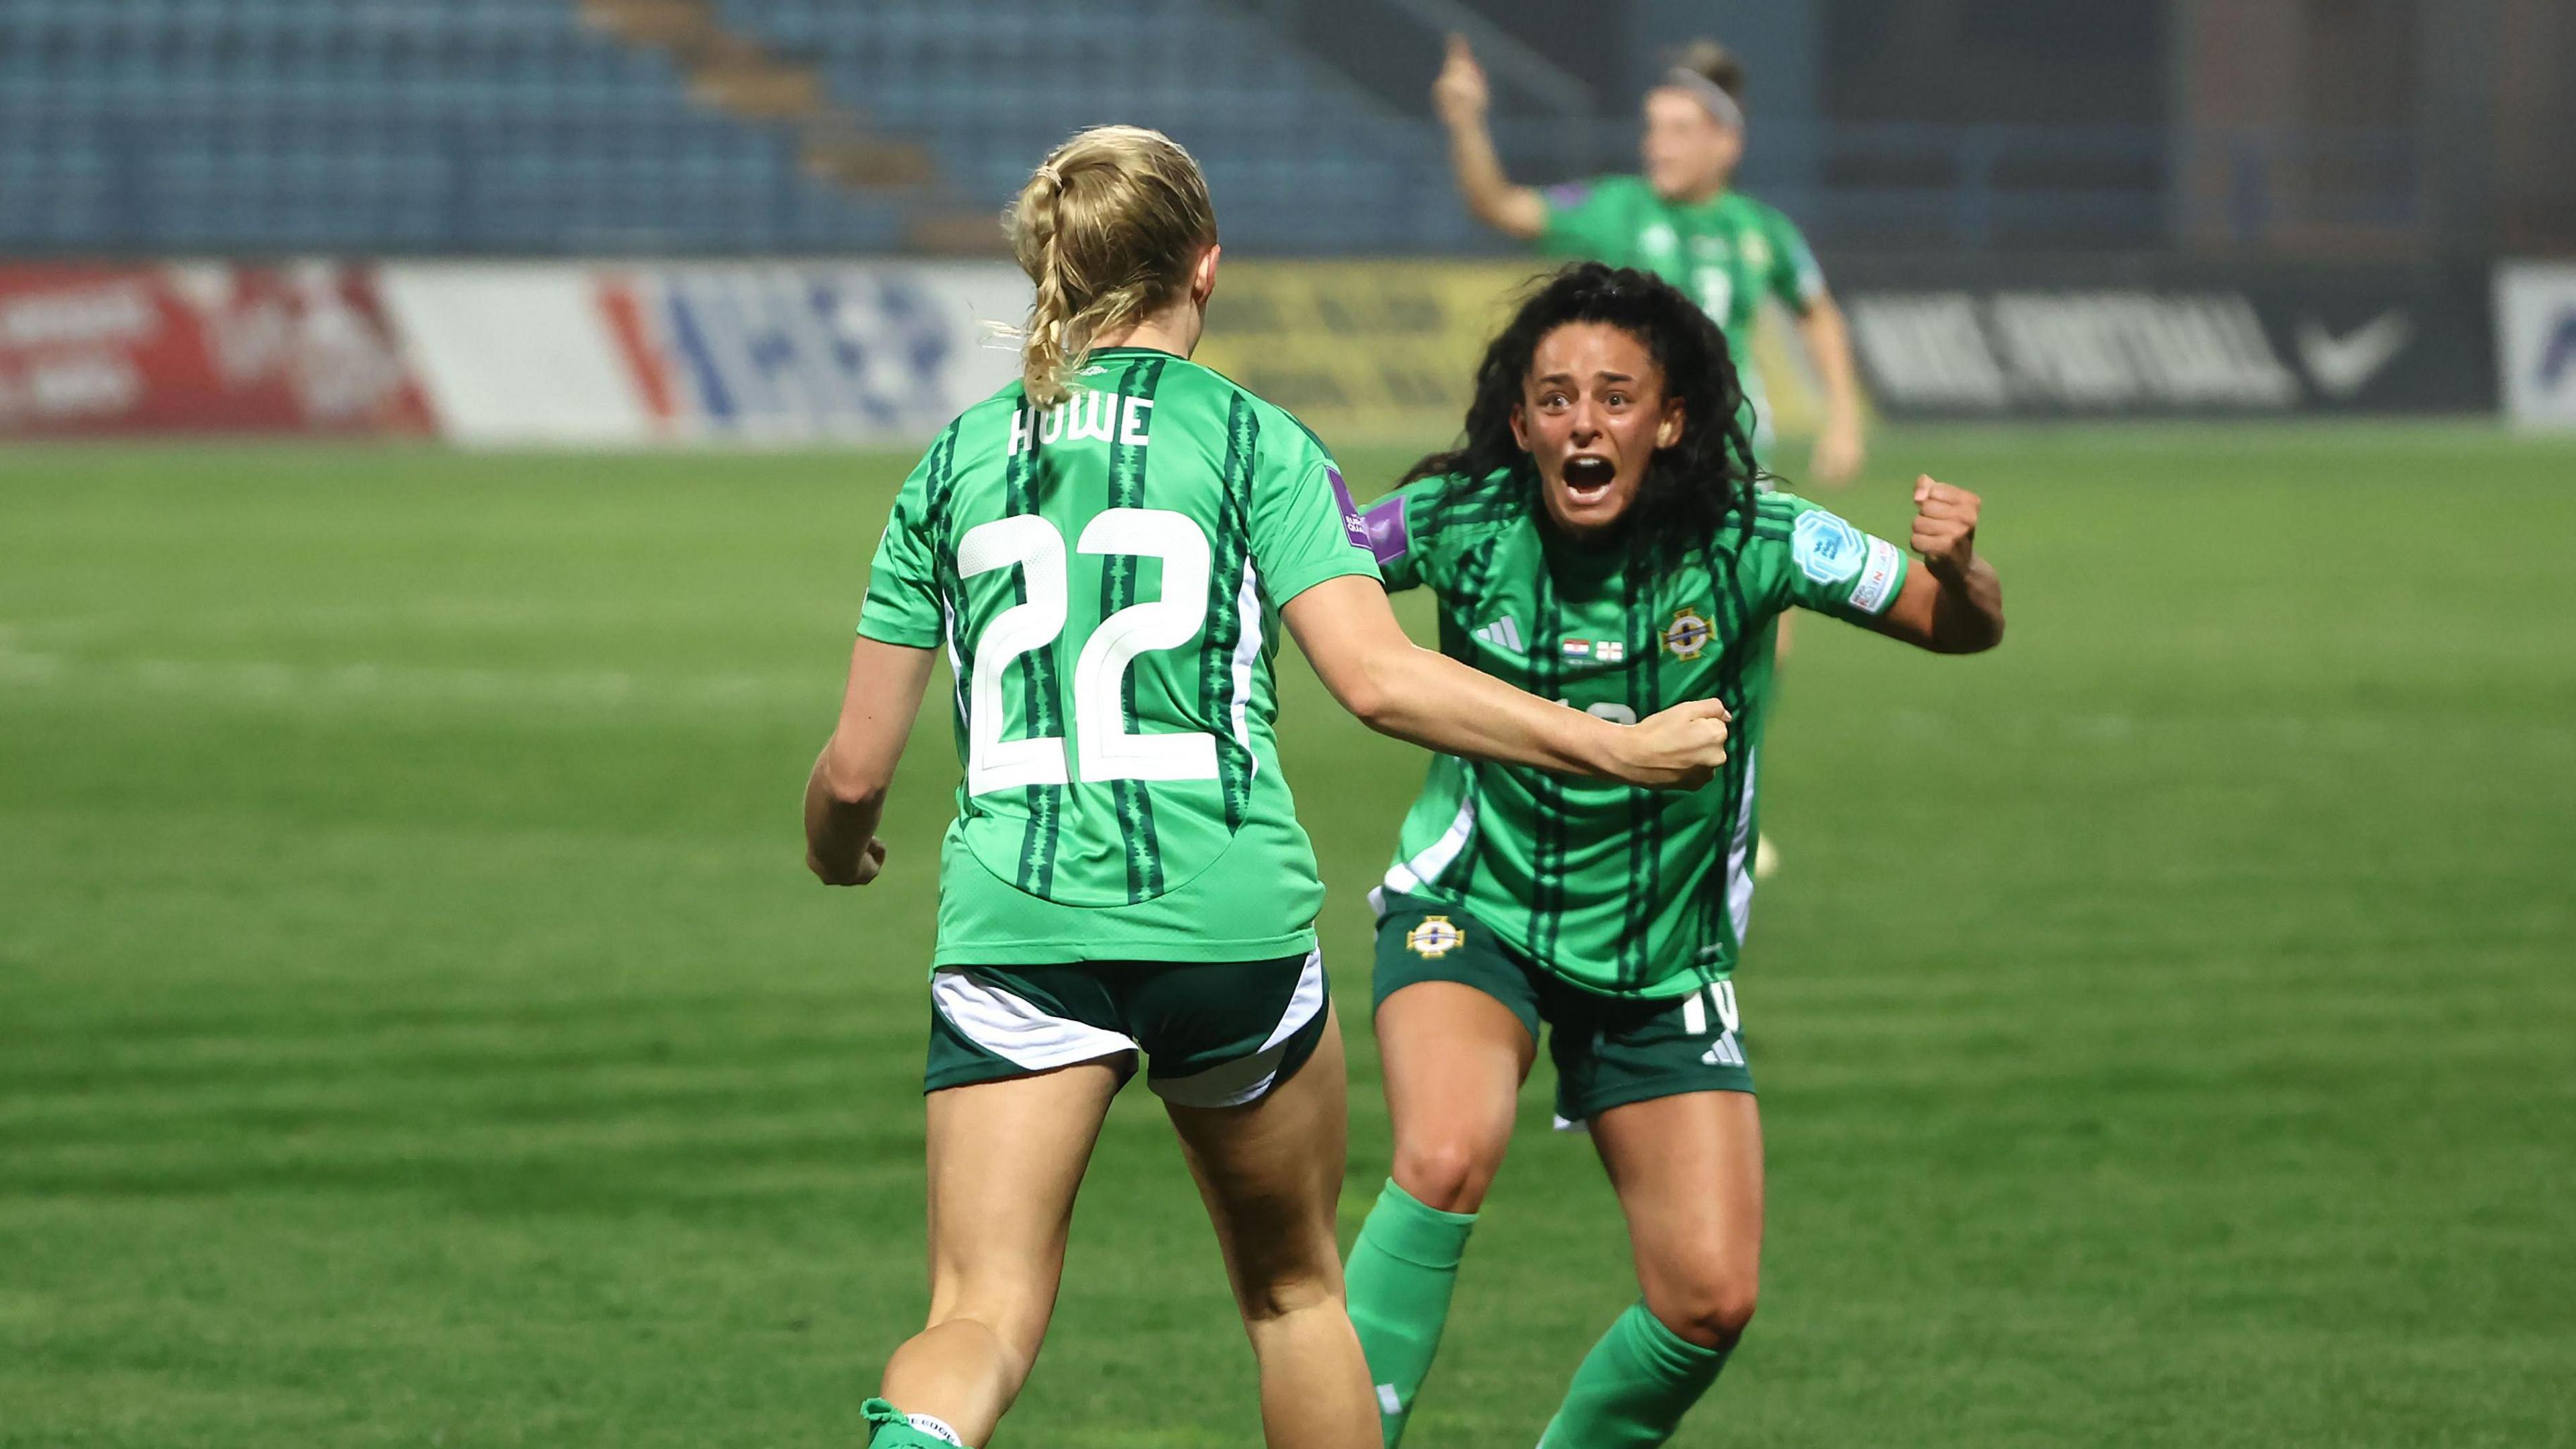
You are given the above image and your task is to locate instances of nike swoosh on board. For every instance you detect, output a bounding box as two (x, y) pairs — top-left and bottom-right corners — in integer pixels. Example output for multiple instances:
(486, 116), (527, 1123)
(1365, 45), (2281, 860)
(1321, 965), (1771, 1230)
(2296, 311), (2414, 398)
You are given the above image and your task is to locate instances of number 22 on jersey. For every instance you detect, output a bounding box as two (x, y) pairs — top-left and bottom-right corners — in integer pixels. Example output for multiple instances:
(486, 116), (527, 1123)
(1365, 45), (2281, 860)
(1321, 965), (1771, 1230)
(955, 508), (1218, 796)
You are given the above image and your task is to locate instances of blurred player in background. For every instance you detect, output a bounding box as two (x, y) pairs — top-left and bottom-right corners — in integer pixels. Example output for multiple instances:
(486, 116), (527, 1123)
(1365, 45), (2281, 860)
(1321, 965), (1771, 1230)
(1342, 263), (2002, 1448)
(1436, 36), (1866, 486)
(804, 132), (1735, 1449)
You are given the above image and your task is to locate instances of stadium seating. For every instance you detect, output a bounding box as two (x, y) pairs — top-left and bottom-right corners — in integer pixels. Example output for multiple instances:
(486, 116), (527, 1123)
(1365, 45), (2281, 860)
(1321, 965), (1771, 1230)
(0, 0), (1499, 256)
(0, 0), (909, 253)
(709, 0), (1495, 253)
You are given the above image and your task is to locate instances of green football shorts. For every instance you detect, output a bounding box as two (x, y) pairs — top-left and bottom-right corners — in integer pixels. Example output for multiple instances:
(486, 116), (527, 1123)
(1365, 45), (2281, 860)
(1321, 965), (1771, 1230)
(1372, 896), (1752, 1126)
(925, 949), (1330, 1109)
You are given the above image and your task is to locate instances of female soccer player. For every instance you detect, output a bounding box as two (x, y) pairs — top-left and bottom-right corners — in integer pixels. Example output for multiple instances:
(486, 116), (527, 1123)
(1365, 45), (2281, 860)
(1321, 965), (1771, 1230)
(804, 132), (1735, 1449)
(1342, 262), (2004, 1448)
(1435, 35), (1866, 486)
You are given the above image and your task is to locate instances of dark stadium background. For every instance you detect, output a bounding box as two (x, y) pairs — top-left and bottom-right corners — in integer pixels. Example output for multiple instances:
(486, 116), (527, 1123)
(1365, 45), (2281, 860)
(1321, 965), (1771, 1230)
(3, 3), (2572, 1446)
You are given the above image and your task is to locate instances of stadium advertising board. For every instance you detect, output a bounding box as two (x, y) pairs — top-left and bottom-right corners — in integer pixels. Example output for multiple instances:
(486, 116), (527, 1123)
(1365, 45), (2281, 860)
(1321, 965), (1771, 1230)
(1834, 260), (2496, 419)
(384, 262), (1030, 446)
(0, 262), (432, 437)
(1191, 260), (1550, 446)
(2493, 262), (2576, 431)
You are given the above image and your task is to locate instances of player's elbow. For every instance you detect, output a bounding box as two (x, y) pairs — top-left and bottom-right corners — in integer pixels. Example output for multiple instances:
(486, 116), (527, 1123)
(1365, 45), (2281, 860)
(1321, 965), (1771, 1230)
(1326, 650), (1411, 733)
(1335, 671), (1397, 731)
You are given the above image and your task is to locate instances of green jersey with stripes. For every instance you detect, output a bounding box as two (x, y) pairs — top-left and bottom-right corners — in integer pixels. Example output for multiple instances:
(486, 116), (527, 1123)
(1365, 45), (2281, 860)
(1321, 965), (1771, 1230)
(859, 347), (1383, 966)
(1360, 471), (1907, 997)
(1538, 178), (1826, 453)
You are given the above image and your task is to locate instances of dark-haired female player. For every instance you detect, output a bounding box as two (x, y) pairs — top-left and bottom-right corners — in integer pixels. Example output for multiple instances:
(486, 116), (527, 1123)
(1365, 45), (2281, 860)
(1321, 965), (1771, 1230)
(1342, 263), (2004, 1448)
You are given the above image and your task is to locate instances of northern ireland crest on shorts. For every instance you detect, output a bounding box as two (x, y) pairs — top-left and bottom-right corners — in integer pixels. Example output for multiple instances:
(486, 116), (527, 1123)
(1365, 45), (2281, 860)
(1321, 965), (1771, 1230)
(1406, 916), (1464, 959)
(1662, 608), (1712, 660)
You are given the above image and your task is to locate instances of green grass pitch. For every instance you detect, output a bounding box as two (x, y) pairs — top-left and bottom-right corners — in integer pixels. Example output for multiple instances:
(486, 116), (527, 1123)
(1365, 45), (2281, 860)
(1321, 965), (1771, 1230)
(3, 425), (2572, 1448)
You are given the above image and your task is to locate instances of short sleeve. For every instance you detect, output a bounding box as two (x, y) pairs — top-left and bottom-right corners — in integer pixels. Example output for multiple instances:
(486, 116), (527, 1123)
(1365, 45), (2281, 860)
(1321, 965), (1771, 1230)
(1767, 211), (1827, 311)
(1760, 494), (1908, 624)
(1537, 176), (1629, 260)
(855, 447), (946, 649)
(1250, 444), (1384, 608)
(1358, 477), (1444, 594)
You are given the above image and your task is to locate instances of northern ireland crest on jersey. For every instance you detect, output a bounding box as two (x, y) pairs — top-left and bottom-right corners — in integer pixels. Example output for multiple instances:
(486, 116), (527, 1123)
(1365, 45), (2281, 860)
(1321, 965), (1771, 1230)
(1662, 608), (1713, 659)
(1406, 916), (1464, 959)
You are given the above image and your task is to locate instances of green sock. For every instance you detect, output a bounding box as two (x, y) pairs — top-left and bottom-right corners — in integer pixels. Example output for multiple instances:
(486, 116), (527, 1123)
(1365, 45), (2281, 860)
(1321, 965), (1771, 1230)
(862, 1397), (973, 1448)
(1345, 1178), (1479, 1448)
(1536, 1303), (1730, 1448)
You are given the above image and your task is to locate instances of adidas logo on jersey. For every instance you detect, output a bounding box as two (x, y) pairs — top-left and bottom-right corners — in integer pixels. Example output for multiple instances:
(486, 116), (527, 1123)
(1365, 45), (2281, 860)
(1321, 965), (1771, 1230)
(1472, 616), (1525, 653)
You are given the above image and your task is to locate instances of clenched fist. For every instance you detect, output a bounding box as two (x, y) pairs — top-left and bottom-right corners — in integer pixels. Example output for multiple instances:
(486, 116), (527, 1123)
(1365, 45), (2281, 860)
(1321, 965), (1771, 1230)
(809, 837), (887, 887)
(1910, 475), (1982, 582)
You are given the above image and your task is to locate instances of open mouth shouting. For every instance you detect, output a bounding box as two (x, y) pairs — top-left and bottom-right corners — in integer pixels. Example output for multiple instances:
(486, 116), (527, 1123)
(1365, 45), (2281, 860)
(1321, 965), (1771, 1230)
(1560, 452), (1619, 506)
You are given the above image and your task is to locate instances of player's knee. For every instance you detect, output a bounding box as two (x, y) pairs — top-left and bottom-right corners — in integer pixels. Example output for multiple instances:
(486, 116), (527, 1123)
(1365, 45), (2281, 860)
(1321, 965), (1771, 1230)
(1233, 1263), (1338, 1326)
(1650, 1269), (1758, 1350)
(1391, 1138), (1500, 1214)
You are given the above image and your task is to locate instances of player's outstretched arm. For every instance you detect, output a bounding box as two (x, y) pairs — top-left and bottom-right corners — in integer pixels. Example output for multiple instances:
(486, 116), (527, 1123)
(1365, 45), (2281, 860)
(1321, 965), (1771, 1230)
(1866, 475), (2005, 654)
(1434, 34), (1548, 240)
(1284, 574), (1729, 789)
(804, 635), (937, 885)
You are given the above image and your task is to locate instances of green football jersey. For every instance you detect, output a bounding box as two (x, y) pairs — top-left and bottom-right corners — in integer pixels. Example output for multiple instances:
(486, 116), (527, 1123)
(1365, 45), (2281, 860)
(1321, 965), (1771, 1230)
(1539, 177), (1826, 453)
(1539, 176), (1825, 342)
(1360, 472), (1908, 997)
(859, 347), (1383, 967)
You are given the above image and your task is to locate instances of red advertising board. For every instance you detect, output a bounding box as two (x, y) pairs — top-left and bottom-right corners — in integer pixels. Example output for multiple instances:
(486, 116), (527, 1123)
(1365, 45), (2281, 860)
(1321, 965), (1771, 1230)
(0, 262), (432, 437)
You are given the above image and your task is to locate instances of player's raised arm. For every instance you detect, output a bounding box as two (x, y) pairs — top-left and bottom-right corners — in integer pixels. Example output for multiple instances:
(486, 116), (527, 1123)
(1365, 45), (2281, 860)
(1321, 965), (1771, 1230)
(1434, 34), (1548, 240)
(1283, 574), (1729, 790)
(1863, 476), (2005, 653)
(802, 635), (936, 885)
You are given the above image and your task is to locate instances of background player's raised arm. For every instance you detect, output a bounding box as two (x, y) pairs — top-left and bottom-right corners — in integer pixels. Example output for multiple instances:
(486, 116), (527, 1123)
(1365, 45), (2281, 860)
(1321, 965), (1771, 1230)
(1433, 35), (1546, 240)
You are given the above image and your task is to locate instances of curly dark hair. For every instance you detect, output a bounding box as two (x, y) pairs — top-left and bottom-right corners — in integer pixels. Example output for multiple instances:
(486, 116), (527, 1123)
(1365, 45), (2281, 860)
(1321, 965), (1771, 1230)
(1404, 261), (1765, 574)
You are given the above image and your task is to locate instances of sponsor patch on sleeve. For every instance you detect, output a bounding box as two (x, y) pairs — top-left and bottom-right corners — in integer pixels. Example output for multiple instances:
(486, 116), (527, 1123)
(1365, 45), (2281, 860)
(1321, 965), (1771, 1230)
(1361, 492), (1410, 566)
(1846, 535), (1903, 614)
(1545, 182), (1592, 209)
(1327, 468), (1371, 551)
(1791, 509), (1867, 586)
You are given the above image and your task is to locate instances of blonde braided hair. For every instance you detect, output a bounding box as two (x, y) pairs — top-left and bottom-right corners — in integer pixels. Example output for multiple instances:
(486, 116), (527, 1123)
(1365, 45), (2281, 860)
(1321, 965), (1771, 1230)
(1008, 126), (1216, 408)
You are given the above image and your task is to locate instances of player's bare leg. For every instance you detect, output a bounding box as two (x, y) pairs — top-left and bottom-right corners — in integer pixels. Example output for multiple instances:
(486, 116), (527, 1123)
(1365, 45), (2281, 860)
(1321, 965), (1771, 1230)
(1594, 1090), (1764, 1348)
(1536, 1090), (1763, 1446)
(875, 1060), (1125, 1446)
(1166, 1008), (1378, 1449)
(1348, 981), (1535, 1444)
(1379, 981), (1533, 1210)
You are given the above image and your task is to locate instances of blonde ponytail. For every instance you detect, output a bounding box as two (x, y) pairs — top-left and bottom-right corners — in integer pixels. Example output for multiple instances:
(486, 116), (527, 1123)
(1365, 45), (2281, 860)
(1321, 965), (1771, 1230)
(1008, 127), (1216, 409)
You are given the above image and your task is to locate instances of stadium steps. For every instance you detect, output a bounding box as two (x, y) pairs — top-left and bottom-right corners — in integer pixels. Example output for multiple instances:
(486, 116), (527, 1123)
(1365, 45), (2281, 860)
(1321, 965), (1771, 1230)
(572, 0), (1012, 250)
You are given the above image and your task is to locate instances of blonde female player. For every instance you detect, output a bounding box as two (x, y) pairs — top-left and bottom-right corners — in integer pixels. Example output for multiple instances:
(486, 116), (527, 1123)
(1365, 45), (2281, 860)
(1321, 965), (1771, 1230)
(1342, 263), (2004, 1447)
(802, 130), (1735, 1449)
